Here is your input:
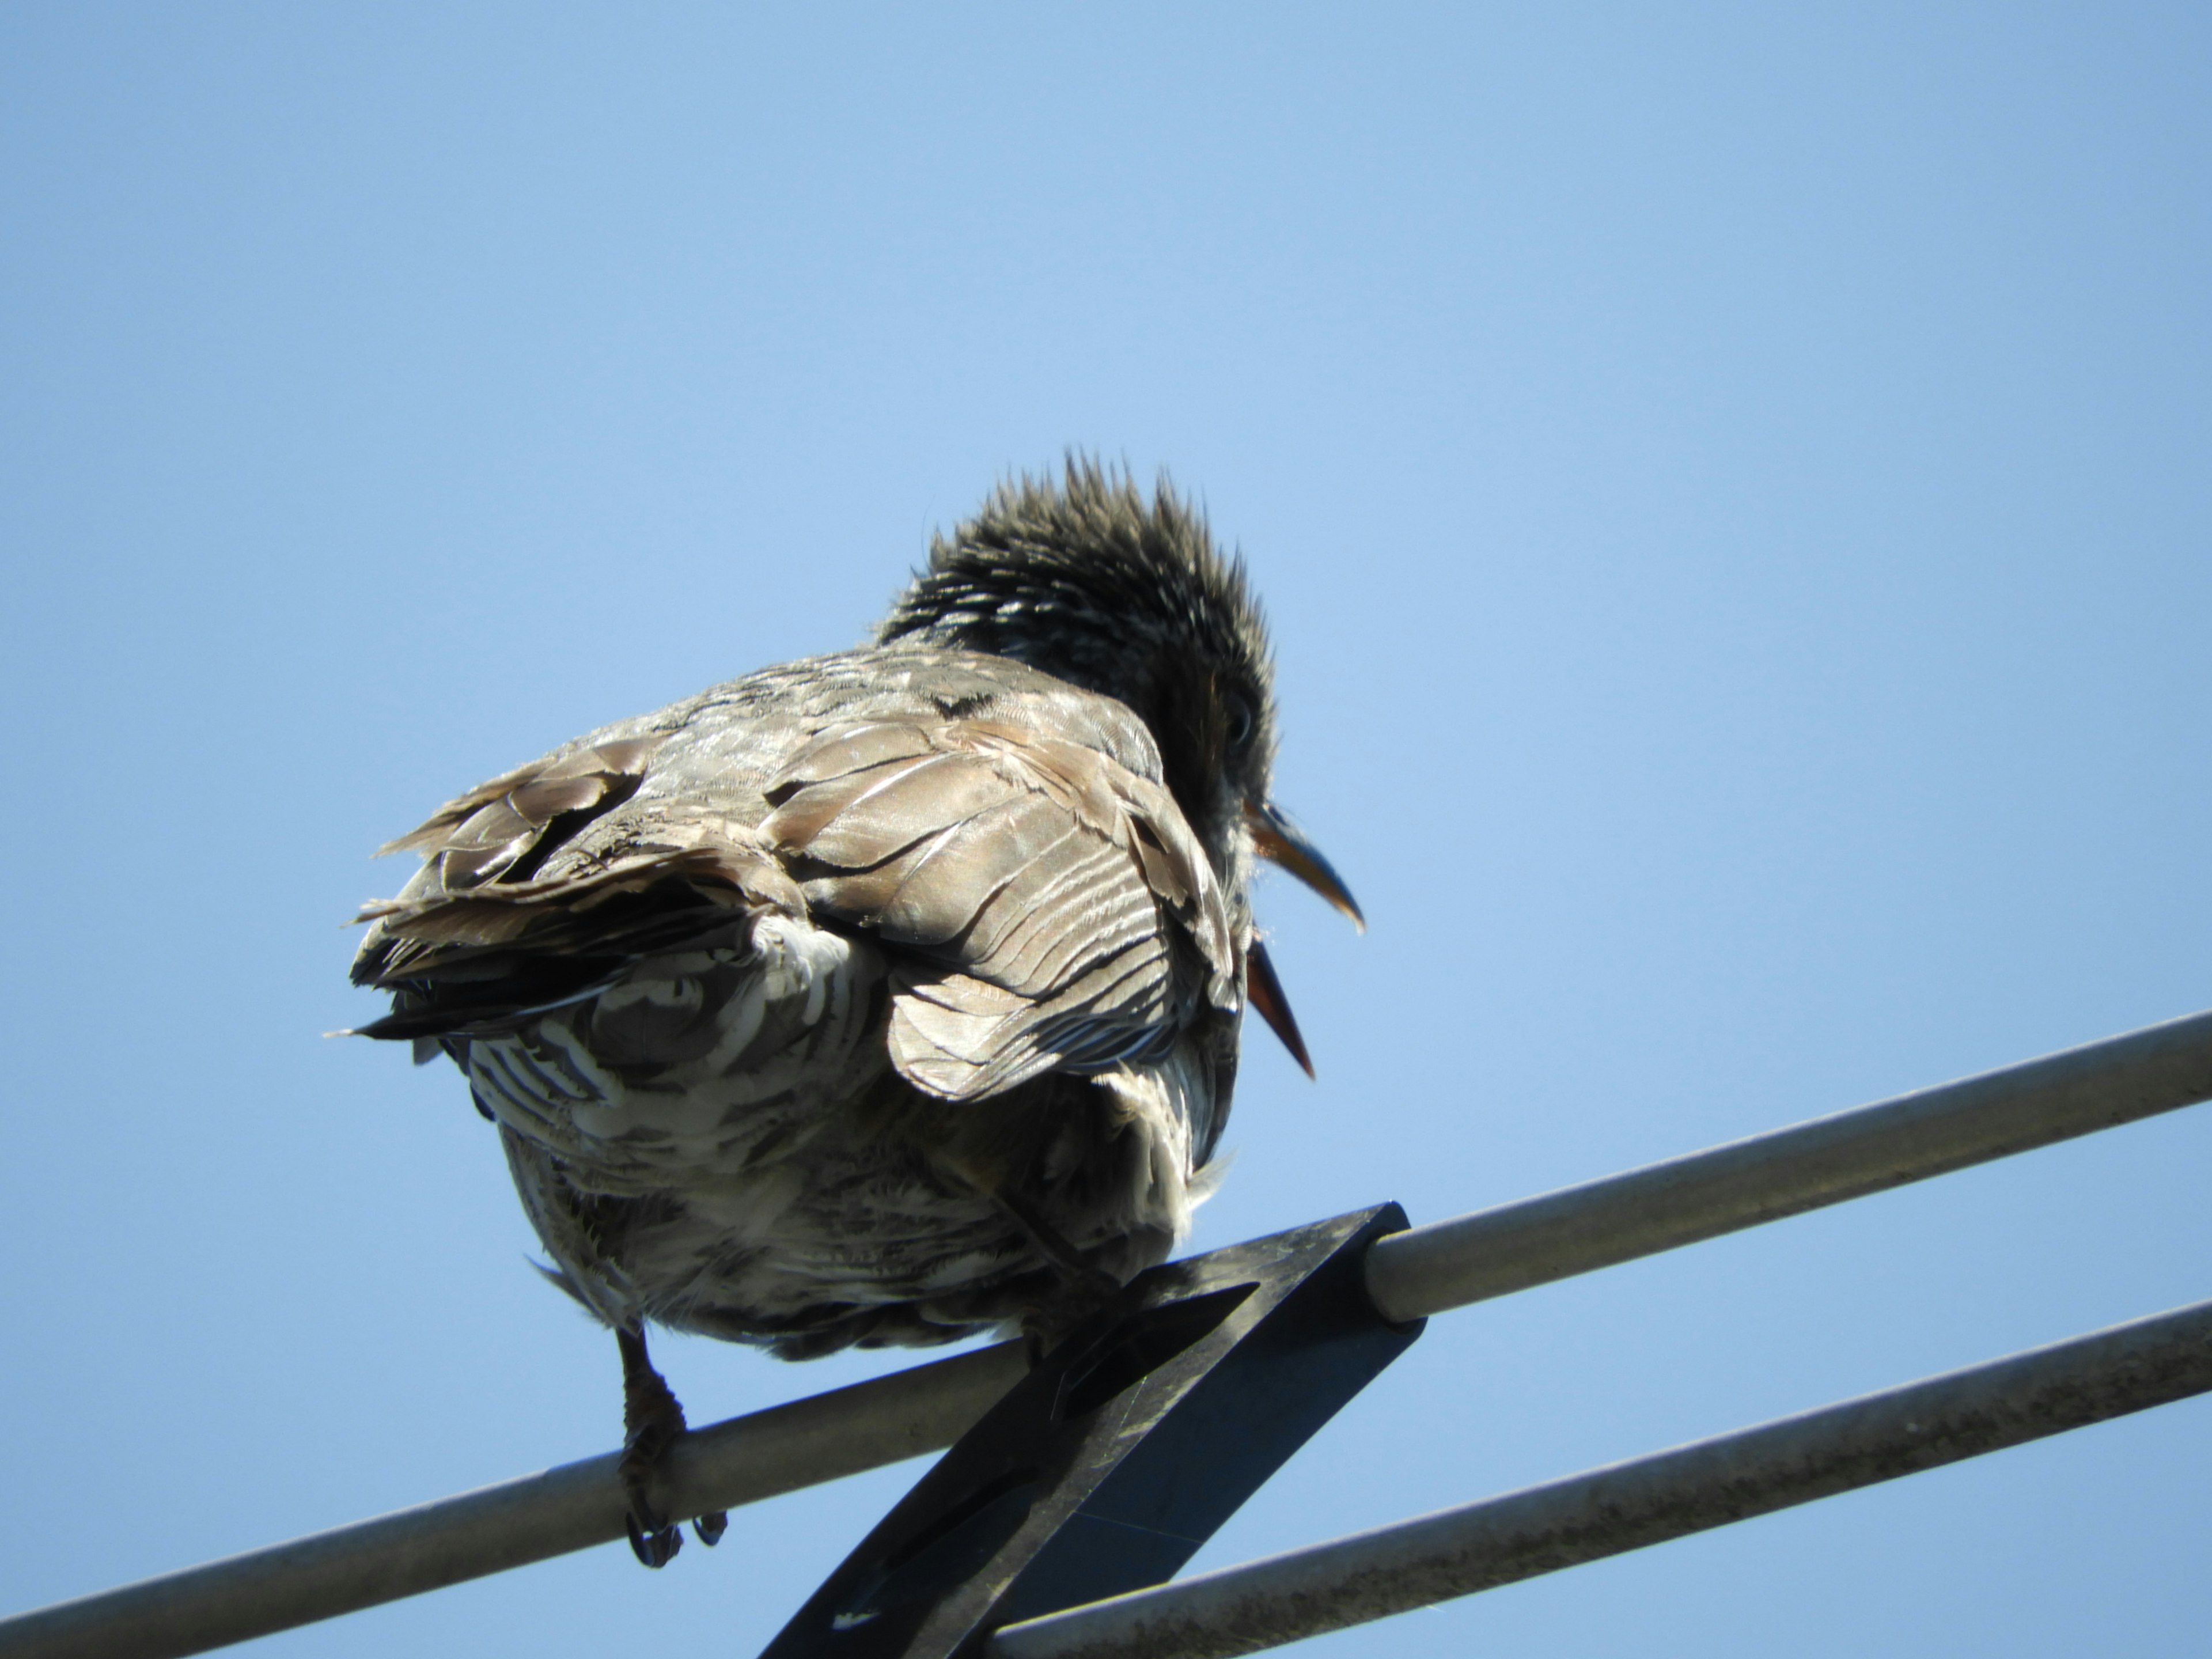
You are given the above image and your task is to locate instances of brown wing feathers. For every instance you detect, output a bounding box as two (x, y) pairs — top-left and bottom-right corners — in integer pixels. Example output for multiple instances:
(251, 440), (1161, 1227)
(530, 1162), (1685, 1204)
(762, 718), (1235, 1100)
(355, 714), (1234, 1102)
(350, 734), (802, 1037)
(366, 735), (670, 906)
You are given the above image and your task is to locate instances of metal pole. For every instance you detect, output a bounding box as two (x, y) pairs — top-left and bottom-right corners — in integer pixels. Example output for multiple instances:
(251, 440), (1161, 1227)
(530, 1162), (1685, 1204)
(0, 1343), (1028, 1659)
(1365, 1005), (2212, 1321)
(6, 1007), (2211, 1659)
(989, 1298), (2212, 1659)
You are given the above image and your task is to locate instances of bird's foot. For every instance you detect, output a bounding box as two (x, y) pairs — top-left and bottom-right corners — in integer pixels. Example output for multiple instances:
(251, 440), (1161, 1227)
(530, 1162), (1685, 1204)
(1007, 1224), (1128, 1368)
(619, 1379), (685, 1569)
(1020, 1263), (1128, 1368)
(991, 1191), (1124, 1300)
(617, 1327), (728, 1568)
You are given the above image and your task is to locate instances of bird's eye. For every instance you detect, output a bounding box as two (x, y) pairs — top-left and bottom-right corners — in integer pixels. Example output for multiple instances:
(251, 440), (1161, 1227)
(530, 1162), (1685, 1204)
(1224, 698), (1255, 750)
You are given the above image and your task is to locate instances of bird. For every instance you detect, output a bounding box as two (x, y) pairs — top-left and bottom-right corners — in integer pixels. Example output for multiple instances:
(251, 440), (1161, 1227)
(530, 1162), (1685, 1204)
(348, 460), (1363, 1567)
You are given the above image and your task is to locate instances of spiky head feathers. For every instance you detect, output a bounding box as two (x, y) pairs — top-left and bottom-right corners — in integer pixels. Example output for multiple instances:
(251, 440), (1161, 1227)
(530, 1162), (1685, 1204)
(878, 460), (1278, 855)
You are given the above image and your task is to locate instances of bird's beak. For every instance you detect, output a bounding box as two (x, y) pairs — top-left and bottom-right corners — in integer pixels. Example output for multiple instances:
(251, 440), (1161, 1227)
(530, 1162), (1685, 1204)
(1247, 801), (1365, 931)
(1245, 938), (1314, 1078)
(1242, 800), (1362, 1078)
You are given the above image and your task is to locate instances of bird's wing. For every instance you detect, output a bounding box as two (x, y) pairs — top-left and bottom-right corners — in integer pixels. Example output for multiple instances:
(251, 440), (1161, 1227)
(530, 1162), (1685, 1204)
(349, 732), (810, 1040)
(760, 717), (1238, 1101)
(351, 710), (1237, 1107)
(372, 734), (667, 879)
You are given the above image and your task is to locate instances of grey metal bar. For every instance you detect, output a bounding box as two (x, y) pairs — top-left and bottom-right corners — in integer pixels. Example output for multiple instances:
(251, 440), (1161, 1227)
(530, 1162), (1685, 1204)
(1365, 1005), (2212, 1321)
(0, 1342), (1028, 1659)
(990, 1298), (2212, 1659)
(6, 1005), (2211, 1659)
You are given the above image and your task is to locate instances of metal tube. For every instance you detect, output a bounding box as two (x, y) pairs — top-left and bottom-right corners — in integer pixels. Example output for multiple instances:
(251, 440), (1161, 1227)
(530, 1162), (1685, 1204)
(6, 1006), (2211, 1658)
(1365, 1005), (2212, 1321)
(0, 1342), (1028, 1659)
(990, 1298), (2212, 1659)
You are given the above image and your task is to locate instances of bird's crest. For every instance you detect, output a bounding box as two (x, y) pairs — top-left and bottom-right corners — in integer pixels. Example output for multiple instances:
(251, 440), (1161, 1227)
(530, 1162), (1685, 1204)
(878, 456), (1275, 727)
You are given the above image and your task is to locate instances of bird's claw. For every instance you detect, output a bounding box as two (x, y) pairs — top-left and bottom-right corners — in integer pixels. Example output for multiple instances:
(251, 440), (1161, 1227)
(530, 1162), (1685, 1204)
(619, 1454), (722, 1562)
(625, 1506), (684, 1569)
(620, 1427), (686, 1567)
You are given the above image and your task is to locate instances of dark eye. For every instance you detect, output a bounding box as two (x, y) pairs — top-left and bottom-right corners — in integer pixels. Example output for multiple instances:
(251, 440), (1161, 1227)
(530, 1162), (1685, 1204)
(1224, 698), (1255, 750)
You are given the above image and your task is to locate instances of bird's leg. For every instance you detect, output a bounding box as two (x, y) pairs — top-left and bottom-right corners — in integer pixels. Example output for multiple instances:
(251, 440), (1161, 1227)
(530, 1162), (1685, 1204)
(618, 1327), (684, 1567)
(615, 1325), (727, 1567)
(934, 1152), (1126, 1361)
(991, 1188), (1127, 1368)
(991, 1188), (1123, 1300)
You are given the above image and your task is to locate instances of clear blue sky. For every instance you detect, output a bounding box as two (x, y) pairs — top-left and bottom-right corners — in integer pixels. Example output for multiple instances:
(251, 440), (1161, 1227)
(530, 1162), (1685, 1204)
(5, 6), (2209, 1654)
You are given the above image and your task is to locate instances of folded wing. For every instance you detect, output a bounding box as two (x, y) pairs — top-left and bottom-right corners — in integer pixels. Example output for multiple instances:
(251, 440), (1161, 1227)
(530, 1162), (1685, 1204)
(761, 718), (1237, 1100)
(353, 711), (1238, 1112)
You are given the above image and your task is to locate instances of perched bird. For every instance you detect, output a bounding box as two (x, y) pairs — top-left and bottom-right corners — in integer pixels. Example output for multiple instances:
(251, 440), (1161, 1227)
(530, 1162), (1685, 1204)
(349, 461), (1362, 1566)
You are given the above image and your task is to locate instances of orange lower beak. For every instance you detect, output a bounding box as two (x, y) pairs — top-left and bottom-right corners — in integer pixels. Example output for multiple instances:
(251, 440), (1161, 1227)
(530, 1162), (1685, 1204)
(1247, 801), (1364, 930)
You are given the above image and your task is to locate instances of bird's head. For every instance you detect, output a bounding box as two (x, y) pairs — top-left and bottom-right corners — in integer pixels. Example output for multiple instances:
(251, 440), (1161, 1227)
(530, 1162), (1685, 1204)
(879, 459), (1362, 1071)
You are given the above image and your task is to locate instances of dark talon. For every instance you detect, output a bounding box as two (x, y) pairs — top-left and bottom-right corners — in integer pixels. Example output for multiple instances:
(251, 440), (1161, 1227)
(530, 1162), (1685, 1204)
(692, 1510), (729, 1547)
(627, 1510), (683, 1568)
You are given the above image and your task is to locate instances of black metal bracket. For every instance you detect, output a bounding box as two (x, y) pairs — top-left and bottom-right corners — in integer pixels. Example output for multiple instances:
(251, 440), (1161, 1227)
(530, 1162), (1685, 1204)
(761, 1203), (1423, 1659)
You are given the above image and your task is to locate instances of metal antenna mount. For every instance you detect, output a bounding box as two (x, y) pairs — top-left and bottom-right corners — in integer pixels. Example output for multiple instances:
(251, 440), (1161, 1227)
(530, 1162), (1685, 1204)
(761, 1205), (1423, 1659)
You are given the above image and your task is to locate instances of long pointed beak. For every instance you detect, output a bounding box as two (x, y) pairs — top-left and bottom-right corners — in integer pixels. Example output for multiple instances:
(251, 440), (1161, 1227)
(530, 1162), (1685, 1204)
(1247, 801), (1365, 931)
(1245, 938), (1315, 1078)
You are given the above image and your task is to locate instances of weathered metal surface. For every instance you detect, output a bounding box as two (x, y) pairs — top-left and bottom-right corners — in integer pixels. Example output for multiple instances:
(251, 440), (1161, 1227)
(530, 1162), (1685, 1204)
(1366, 1006), (2212, 1321)
(988, 1298), (2212, 1659)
